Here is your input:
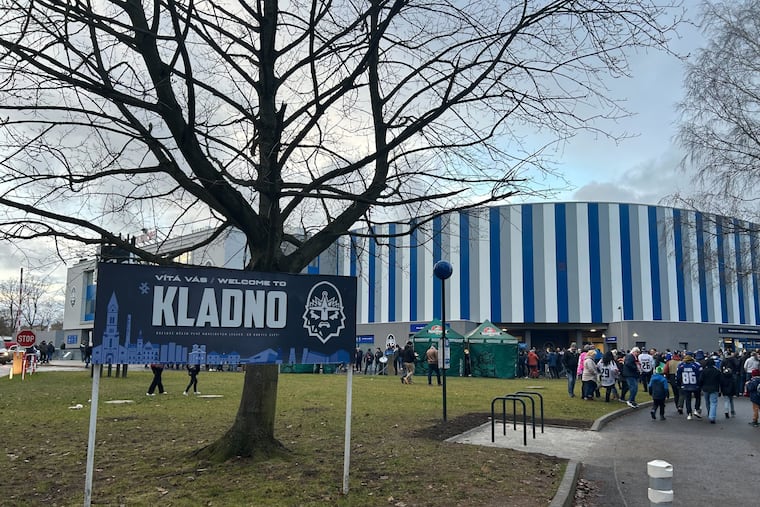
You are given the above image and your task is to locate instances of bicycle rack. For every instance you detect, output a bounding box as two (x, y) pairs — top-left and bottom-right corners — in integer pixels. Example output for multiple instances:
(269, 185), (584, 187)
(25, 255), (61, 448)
(514, 391), (545, 434)
(490, 390), (545, 446)
(491, 395), (528, 446)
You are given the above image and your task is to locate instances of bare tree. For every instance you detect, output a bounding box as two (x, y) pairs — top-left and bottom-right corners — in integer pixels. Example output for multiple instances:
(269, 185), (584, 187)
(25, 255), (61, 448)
(0, 1), (682, 460)
(669, 0), (760, 286)
(0, 273), (62, 330)
(676, 0), (760, 221)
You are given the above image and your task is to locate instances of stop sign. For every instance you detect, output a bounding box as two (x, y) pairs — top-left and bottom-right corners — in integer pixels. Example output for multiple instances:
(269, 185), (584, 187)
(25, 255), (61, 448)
(16, 330), (36, 347)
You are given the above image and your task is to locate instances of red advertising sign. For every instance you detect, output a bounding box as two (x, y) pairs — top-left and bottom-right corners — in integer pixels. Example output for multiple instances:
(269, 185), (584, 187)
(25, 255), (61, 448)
(16, 329), (36, 347)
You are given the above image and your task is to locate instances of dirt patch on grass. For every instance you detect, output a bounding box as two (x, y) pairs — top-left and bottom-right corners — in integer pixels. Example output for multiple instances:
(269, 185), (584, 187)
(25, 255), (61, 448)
(413, 412), (592, 441)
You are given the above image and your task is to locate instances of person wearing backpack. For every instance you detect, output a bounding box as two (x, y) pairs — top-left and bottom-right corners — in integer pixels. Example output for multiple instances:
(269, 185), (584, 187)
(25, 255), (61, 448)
(745, 369), (760, 427)
(719, 361), (737, 419)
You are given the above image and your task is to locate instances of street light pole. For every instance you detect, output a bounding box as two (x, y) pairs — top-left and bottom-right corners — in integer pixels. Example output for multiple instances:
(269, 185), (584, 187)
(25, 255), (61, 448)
(433, 260), (453, 422)
(618, 305), (624, 350)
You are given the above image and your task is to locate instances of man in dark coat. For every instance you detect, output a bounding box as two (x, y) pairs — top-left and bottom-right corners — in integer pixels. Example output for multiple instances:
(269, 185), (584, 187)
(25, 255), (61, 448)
(699, 358), (722, 424)
(562, 344), (579, 398)
(719, 358), (737, 419)
(622, 347), (641, 408)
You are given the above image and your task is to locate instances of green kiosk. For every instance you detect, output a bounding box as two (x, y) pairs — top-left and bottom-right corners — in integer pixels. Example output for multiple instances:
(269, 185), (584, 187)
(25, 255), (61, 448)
(465, 320), (518, 378)
(412, 319), (465, 377)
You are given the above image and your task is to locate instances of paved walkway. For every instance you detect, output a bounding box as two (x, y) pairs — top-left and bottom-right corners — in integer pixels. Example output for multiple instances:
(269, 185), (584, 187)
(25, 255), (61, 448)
(448, 397), (759, 506)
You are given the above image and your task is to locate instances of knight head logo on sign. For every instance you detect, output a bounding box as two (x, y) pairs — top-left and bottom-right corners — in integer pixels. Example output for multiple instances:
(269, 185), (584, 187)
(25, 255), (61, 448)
(303, 282), (346, 344)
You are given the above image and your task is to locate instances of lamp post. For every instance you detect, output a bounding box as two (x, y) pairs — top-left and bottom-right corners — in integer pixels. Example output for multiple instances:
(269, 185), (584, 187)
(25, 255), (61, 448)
(618, 305), (624, 349)
(433, 260), (453, 422)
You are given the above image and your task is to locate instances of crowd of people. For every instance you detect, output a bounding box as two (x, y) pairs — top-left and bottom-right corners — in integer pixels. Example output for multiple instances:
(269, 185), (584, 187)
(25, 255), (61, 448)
(353, 341), (446, 386)
(522, 343), (760, 425)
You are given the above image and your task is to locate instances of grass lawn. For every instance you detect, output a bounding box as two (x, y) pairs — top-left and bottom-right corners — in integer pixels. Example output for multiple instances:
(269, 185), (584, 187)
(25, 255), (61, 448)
(0, 368), (622, 506)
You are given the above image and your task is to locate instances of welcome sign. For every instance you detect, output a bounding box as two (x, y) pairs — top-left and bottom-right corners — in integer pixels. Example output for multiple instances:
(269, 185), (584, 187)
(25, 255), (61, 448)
(91, 263), (357, 366)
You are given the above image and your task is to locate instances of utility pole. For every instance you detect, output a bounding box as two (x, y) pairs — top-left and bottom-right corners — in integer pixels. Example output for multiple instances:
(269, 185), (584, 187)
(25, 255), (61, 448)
(13, 267), (24, 335)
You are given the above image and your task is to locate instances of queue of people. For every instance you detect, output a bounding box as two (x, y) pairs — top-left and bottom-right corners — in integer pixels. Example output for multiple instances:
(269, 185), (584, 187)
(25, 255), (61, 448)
(557, 343), (760, 427)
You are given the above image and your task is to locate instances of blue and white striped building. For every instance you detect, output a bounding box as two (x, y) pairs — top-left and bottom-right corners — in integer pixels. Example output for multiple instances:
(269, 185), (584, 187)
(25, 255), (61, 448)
(64, 202), (760, 353)
(317, 202), (760, 353)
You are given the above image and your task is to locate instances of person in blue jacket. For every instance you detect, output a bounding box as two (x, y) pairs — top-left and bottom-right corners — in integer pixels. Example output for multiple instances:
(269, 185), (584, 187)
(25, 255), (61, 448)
(648, 365), (670, 421)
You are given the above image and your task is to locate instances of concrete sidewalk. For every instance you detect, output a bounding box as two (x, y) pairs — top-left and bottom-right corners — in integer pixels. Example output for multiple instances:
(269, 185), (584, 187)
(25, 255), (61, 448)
(0, 358), (89, 377)
(448, 396), (760, 506)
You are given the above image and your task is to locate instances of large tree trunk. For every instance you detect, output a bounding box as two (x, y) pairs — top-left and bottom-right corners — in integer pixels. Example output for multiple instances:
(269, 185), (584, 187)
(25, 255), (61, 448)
(194, 364), (286, 462)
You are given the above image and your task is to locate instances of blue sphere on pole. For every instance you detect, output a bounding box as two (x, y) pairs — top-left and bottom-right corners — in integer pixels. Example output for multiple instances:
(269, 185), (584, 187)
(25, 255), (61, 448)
(433, 260), (453, 280)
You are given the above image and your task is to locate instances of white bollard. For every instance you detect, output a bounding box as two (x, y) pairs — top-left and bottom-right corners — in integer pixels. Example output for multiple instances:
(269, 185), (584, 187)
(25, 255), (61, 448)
(647, 459), (673, 506)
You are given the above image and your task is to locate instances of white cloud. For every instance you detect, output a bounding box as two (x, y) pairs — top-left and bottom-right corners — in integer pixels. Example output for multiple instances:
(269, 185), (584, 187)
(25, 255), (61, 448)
(566, 145), (695, 206)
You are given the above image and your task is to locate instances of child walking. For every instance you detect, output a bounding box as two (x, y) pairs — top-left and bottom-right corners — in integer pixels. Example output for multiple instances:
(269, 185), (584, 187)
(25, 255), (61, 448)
(184, 363), (201, 395)
(648, 365), (669, 420)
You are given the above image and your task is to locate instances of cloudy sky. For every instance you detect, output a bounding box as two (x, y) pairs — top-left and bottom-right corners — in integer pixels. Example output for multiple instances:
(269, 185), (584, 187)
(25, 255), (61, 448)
(0, 2), (706, 284)
(545, 3), (705, 205)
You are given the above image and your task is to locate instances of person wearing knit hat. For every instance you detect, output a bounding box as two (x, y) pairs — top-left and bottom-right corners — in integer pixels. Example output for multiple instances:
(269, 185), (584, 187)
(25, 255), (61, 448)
(719, 358), (738, 419)
(677, 354), (702, 420)
(648, 364), (670, 421)
(745, 369), (760, 427)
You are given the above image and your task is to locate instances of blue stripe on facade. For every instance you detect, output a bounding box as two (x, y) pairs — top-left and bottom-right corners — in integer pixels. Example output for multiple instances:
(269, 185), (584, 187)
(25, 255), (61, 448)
(432, 216), (443, 320)
(619, 204), (634, 321)
(648, 207), (663, 320)
(588, 203), (603, 322)
(460, 213), (471, 320)
(307, 256), (319, 274)
(752, 229), (760, 324)
(673, 209), (687, 321)
(489, 207), (502, 321)
(368, 232), (377, 322)
(555, 203), (569, 322)
(388, 224), (396, 322)
(734, 220), (746, 324)
(716, 218), (728, 323)
(521, 205), (535, 322)
(368, 232), (376, 323)
(696, 213), (709, 322)
(410, 224), (418, 322)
